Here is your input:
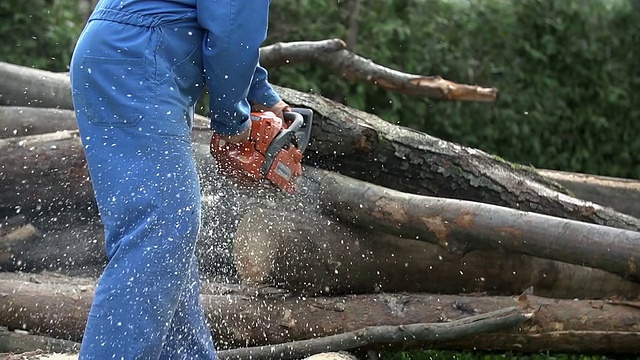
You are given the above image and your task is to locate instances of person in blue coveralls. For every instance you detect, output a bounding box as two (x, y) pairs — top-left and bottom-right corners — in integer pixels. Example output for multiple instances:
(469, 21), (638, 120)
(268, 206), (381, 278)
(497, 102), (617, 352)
(69, 0), (289, 358)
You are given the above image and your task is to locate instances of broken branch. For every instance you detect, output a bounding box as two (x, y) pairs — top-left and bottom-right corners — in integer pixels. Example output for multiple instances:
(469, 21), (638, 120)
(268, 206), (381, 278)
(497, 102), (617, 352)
(260, 39), (497, 102)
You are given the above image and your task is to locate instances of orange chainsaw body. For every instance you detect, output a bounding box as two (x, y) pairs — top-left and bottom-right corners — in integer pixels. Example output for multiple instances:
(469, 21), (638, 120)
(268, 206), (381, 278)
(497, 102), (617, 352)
(210, 109), (313, 194)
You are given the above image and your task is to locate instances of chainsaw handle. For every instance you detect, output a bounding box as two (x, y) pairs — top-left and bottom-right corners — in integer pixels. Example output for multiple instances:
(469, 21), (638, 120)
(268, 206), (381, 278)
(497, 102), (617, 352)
(283, 108), (313, 153)
(283, 111), (304, 132)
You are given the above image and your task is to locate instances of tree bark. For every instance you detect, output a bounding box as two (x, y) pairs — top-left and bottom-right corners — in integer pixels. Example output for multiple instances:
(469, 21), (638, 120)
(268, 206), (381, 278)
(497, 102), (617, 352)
(1, 61), (639, 231)
(217, 307), (531, 360)
(311, 169), (640, 283)
(539, 169), (640, 219)
(233, 206), (640, 299)
(275, 86), (640, 231)
(0, 62), (73, 110)
(0, 132), (636, 297)
(0, 328), (79, 355)
(0, 105), (211, 139)
(0, 107), (78, 139)
(0, 222), (106, 275)
(1, 275), (640, 355)
(257, 40), (496, 102)
(0, 131), (95, 217)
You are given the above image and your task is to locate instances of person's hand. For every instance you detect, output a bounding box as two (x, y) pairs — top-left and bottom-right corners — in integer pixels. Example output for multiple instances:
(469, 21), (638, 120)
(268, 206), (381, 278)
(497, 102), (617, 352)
(251, 100), (291, 120)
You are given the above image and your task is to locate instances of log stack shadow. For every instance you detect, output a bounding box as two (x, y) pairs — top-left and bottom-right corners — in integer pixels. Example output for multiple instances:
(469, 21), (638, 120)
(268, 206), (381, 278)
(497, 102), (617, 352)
(2, 57), (640, 358)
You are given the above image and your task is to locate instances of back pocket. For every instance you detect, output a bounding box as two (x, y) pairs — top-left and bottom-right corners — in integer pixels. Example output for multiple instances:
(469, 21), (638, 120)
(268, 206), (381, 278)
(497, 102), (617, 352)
(78, 56), (150, 127)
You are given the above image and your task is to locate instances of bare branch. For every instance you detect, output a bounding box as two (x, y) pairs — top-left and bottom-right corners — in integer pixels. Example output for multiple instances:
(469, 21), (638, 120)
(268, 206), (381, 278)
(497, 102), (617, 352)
(217, 307), (530, 360)
(259, 40), (497, 102)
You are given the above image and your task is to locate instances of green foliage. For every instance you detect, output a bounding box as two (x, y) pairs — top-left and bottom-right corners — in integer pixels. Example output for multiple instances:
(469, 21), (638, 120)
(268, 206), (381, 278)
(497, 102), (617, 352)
(0, 0), (82, 71)
(2, 0), (639, 178)
(267, 0), (640, 179)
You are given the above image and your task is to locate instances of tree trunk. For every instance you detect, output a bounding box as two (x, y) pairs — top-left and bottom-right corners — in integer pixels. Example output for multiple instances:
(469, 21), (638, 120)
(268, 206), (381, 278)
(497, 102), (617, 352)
(1, 275), (640, 355)
(3, 131), (640, 294)
(0, 105), (211, 139)
(275, 86), (640, 232)
(0, 62), (72, 110)
(310, 169), (640, 283)
(0, 131), (95, 217)
(234, 206), (640, 299)
(0, 107), (78, 138)
(0, 222), (106, 275)
(217, 307), (530, 360)
(538, 169), (640, 219)
(1, 61), (639, 231)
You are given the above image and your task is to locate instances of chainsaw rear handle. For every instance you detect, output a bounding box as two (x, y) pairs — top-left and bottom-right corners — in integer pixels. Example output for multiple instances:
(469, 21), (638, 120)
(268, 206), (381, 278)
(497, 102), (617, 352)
(283, 108), (313, 153)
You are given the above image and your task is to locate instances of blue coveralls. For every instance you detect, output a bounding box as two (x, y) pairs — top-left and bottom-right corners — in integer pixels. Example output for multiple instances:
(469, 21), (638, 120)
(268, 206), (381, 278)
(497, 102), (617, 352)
(69, 0), (280, 358)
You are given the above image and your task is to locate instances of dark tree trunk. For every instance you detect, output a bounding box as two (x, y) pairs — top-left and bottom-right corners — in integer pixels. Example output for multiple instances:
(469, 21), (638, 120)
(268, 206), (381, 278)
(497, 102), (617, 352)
(1, 275), (640, 355)
(1, 62), (639, 231)
(233, 206), (640, 299)
(275, 86), (640, 232)
(539, 169), (640, 219)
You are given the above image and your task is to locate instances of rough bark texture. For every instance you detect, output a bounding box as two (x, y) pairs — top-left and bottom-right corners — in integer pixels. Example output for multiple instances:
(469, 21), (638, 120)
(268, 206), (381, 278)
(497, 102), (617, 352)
(3, 131), (640, 295)
(217, 307), (530, 360)
(311, 169), (640, 283)
(539, 169), (640, 219)
(234, 206), (640, 299)
(2, 62), (639, 231)
(0, 131), (95, 217)
(0, 222), (106, 275)
(2, 275), (640, 355)
(275, 86), (640, 232)
(258, 41), (497, 102)
(0, 328), (80, 355)
(2, 183), (639, 300)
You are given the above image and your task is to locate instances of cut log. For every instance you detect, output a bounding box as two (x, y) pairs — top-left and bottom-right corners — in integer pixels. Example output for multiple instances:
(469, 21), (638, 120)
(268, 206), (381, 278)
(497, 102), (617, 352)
(0, 215), (28, 238)
(2, 183), (638, 300)
(1, 62), (639, 231)
(0, 107), (78, 139)
(539, 169), (640, 219)
(257, 40), (497, 102)
(275, 86), (640, 232)
(0, 222), (106, 275)
(234, 206), (640, 299)
(0, 131), (95, 217)
(310, 169), (640, 283)
(217, 307), (531, 360)
(0, 307), (526, 360)
(0, 106), (211, 140)
(1, 275), (640, 355)
(0, 224), (40, 267)
(0, 62), (73, 110)
(3, 131), (640, 296)
(0, 328), (79, 355)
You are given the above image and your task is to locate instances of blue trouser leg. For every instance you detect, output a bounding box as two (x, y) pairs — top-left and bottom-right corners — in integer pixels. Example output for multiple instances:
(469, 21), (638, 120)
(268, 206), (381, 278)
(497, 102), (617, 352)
(159, 256), (215, 360)
(70, 16), (216, 360)
(75, 129), (217, 359)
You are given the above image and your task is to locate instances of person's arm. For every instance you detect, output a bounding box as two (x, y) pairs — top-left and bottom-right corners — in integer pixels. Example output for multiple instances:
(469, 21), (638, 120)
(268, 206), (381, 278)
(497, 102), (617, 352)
(197, 0), (270, 136)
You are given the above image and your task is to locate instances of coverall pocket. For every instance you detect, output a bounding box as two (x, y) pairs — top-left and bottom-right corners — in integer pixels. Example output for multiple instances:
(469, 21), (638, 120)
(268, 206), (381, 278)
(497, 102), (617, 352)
(80, 56), (149, 127)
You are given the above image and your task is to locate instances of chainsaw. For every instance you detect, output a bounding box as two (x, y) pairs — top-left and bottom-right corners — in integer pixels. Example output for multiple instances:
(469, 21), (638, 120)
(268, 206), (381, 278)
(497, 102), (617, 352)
(210, 108), (313, 194)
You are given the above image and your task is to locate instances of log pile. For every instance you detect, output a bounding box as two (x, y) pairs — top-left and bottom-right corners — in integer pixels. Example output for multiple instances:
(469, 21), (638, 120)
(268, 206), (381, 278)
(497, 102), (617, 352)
(2, 40), (640, 358)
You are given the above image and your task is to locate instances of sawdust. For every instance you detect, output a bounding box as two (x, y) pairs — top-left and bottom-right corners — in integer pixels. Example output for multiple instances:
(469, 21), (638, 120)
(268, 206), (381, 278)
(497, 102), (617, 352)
(0, 351), (78, 360)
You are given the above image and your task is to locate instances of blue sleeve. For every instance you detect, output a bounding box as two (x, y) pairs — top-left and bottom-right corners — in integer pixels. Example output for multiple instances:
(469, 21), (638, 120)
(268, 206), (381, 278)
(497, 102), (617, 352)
(248, 63), (281, 107)
(197, 0), (270, 135)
